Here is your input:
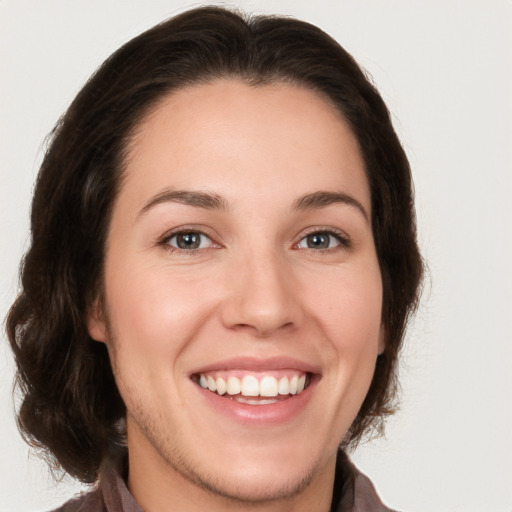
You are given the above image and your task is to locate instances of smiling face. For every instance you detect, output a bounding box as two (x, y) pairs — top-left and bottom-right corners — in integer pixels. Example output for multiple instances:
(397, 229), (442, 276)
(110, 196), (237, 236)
(88, 80), (384, 510)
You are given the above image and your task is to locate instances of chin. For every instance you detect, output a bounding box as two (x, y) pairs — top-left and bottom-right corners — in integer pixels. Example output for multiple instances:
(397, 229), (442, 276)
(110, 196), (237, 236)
(175, 456), (317, 504)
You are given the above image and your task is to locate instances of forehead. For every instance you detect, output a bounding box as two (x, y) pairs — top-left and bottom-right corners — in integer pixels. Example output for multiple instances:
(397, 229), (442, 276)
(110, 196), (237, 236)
(120, 79), (369, 215)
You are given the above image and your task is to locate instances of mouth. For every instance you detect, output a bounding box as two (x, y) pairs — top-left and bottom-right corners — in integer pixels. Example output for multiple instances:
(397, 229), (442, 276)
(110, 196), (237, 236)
(192, 370), (311, 405)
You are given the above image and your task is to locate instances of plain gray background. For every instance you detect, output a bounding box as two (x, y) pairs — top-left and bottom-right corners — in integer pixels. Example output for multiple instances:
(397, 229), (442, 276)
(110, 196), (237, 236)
(1, 1), (511, 511)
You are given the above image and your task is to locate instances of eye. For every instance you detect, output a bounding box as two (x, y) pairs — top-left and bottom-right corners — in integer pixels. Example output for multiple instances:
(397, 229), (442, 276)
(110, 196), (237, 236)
(297, 231), (346, 250)
(166, 231), (212, 250)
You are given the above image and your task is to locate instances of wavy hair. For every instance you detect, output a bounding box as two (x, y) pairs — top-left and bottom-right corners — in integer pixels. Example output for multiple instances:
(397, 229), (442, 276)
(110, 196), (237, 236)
(6, 6), (423, 483)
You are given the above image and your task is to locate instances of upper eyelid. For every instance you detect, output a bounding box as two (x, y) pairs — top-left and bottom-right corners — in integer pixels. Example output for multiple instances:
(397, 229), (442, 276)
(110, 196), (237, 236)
(157, 225), (351, 248)
(294, 226), (352, 250)
(167, 231), (211, 242)
(159, 229), (220, 254)
(159, 226), (217, 244)
(166, 232), (213, 251)
(297, 226), (350, 241)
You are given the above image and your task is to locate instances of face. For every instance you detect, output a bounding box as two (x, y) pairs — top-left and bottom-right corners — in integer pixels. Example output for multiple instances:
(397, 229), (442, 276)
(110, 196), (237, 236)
(89, 80), (384, 507)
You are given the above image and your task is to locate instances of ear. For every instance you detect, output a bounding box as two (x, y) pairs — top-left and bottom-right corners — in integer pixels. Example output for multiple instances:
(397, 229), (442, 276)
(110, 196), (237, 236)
(378, 324), (386, 355)
(87, 298), (108, 343)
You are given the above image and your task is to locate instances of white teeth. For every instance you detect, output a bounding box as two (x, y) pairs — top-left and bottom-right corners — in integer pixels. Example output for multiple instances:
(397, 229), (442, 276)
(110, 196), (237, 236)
(226, 376), (241, 395)
(297, 375), (306, 394)
(241, 375), (259, 396)
(278, 376), (290, 395)
(289, 375), (298, 395)
(216, 377), (227, 395)
(197, 372), (309, 399)
(259, 376), (278, 397)
(207, 375), (217, 392)
(236, 397), (280, 405)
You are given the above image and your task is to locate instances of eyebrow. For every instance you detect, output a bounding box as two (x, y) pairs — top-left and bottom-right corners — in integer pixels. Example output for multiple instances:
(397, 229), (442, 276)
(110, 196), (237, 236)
(138, 189), (228, 217)
(292, 191), (369, 223)
(138, 188), (369, 223)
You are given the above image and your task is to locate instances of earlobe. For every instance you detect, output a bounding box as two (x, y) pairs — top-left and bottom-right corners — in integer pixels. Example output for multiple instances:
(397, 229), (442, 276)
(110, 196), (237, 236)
(87, 298), (108, 343)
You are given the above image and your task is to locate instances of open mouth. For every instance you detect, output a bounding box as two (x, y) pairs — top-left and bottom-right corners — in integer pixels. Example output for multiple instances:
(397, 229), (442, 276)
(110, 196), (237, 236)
(192, 370), (312, 405)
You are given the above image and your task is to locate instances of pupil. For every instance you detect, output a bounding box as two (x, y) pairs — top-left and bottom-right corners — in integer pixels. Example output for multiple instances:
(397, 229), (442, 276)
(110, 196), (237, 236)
(308, 233), (328, 249)
(178, 233), (200, 249)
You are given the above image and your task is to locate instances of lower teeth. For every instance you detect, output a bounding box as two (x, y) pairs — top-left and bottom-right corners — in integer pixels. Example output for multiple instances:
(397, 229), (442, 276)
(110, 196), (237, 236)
(233, 397), (282, 405)
(215, 393), (293, 405)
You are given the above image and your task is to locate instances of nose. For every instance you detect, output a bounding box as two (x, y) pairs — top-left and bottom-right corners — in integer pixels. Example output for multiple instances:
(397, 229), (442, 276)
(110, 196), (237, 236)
(219, 249), (302, 337)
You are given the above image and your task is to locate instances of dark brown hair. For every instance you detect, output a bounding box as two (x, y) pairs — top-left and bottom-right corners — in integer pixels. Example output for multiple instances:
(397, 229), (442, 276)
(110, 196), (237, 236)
(7, 6), (423, 483)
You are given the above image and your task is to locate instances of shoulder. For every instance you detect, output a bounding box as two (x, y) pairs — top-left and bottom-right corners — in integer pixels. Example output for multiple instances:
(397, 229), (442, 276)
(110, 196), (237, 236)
(50, 489), (104, 512)
(333, 450), (400, 512)
(50, 455), (142, 512)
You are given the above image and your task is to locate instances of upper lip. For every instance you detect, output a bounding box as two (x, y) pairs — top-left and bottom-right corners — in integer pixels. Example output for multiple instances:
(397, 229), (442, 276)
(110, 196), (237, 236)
(190, 356), (321, 376)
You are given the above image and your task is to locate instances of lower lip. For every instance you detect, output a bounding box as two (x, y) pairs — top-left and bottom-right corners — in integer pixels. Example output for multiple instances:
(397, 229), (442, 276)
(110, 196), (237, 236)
(193, 377), (317, 426)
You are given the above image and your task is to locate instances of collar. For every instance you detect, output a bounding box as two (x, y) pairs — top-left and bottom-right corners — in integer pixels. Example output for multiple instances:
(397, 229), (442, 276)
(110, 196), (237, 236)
(56, 449), (395, 511)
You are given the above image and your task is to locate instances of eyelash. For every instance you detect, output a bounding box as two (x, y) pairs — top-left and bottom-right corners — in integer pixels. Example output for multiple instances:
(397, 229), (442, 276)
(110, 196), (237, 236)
(159, 228), (219, 254)
(295, 227), (351, 252)
(158, 227), (351, 254)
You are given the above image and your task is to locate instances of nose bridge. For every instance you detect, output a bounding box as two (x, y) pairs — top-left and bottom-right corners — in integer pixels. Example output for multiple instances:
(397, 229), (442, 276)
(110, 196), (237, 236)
(221, 242), (300, 336)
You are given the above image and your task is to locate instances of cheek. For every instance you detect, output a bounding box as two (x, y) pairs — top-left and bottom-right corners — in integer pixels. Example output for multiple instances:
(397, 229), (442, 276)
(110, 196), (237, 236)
(306, 265), (383, 348)
(305, 262), (383, 402)
(103, 261), (220, 370)
(103, 264), (221, 418)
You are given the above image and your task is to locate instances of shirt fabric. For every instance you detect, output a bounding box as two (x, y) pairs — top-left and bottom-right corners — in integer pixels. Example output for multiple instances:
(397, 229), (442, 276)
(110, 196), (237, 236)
(52, 450), (396, 512)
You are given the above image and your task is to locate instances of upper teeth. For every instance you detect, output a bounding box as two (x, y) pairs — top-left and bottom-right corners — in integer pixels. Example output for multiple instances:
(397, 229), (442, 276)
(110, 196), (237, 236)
(198, 373), (307, 397)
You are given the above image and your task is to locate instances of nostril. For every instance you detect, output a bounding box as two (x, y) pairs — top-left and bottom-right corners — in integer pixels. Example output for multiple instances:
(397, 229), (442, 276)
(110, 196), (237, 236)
(227, 318), (298, 339)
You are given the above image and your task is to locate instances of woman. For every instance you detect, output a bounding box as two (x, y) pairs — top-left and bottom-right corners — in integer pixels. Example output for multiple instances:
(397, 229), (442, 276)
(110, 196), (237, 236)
(7, 6), (422, 511)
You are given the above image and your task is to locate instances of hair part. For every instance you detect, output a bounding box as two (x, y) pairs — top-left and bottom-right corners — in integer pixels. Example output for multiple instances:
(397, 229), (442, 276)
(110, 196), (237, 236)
(7, 6), (423, 483)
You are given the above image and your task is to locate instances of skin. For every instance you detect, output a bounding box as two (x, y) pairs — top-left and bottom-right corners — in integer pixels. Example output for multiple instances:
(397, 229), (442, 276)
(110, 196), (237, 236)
(88, 79), (384, 512)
